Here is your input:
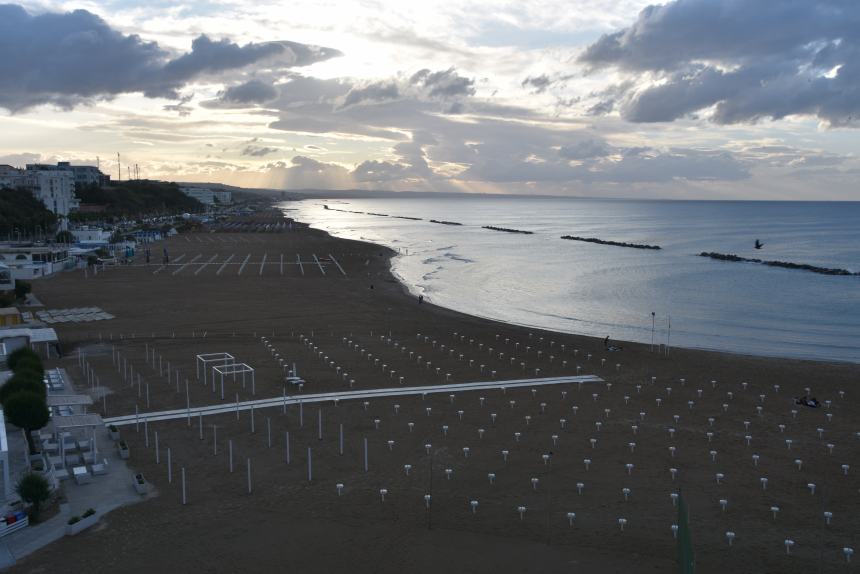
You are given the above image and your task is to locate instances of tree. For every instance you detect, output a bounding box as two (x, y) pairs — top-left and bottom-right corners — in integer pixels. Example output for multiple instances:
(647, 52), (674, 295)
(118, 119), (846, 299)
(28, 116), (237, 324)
(13, 355), (44, 378)
(0, 187), (57, 237)
(0, 372), (46, 404)
(5, 347), (39, 371)
(16, 473), (50, 519)
(4, 392), (50, 454)
(55, 230), (74, 244)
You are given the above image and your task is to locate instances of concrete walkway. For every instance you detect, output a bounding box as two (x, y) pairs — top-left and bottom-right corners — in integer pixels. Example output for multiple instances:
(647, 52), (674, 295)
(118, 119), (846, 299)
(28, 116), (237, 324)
(104, 375), (603, 426)
(0, 365), (149, 569)
(0, 427), (145, 569)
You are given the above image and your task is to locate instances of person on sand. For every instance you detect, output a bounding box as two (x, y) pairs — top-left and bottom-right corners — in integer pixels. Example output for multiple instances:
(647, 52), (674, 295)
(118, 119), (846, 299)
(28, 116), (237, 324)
(604, 336), (610, 349)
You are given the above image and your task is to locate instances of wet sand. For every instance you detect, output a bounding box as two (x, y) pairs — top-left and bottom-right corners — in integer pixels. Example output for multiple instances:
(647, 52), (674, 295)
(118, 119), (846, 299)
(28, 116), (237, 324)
(11, 221), (859, 574)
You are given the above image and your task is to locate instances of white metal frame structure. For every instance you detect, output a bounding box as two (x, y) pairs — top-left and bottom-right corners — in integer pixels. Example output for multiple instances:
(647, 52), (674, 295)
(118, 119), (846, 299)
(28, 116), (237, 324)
(212, 363), (256, 399)
(196, 353), (235, 387)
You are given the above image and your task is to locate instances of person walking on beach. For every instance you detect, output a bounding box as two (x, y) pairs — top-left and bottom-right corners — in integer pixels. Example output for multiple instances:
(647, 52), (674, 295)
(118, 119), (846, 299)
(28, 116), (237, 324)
(604, 336), (610, 349)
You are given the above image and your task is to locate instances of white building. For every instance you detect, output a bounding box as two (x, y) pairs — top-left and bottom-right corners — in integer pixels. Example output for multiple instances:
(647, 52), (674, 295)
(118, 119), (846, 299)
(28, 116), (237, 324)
(2, 164), (80, 228)
(180, 186), (232, 206)
(70, 226), (112, 245)
(56, 162), (110, 188)
(25, 167), (79, 222)
(0, 245), (73, 279)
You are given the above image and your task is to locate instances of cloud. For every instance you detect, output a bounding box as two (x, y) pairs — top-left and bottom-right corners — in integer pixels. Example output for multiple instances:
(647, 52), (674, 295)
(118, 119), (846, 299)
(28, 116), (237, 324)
(261, 156), (352, 189)
(410, 68), (475, 98)
(522, 75), (552, 93)
(353, 136), (435, 182)
(0, 4), (339, 111)
(457, 137), (749, 183)
(0, 152), (43, 167)
(341, 81), (400, 108)
(521, 74), (575, 94)
(255, 71), (754, 186)
(218, 80), (280, 105)
(579, 0), (860, 127)
(558, 139), (611, 160)
(163, 93), (194, 116)
(242, 145), (279, 157)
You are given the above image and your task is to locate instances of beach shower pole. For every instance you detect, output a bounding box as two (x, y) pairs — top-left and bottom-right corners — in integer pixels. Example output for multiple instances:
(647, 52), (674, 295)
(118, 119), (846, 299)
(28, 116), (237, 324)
(666, 315), (671, 356)
(651, 312), (656, 352)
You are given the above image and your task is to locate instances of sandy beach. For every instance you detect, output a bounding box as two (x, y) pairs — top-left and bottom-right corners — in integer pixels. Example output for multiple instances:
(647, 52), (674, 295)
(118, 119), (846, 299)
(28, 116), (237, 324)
(9, 215), (859, 574)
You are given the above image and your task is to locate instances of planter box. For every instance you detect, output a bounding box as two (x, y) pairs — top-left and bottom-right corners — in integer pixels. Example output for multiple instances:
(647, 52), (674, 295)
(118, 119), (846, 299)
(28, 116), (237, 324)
(118, 446), (130, 460)
(108, 429), (120, 441)
(0, 512), (29, 538)
(65, 513), (98, 536)
(133, 474), (148, 495)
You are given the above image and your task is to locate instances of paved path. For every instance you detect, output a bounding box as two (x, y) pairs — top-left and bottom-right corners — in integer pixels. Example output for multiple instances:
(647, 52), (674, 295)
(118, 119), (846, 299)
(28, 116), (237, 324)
(104, 375), (602, 426)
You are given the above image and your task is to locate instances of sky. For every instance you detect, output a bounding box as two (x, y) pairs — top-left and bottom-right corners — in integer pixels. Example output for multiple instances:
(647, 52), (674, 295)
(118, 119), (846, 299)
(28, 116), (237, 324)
(1, 0), (859, 200)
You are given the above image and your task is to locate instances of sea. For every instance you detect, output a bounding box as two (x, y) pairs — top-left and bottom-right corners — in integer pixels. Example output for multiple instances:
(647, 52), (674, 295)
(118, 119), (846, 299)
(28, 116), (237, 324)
(284, 196), (860, 364)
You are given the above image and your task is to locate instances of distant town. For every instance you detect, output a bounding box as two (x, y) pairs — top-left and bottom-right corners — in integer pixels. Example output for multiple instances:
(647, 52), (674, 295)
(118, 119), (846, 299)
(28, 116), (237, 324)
(0, 160), (239, 287)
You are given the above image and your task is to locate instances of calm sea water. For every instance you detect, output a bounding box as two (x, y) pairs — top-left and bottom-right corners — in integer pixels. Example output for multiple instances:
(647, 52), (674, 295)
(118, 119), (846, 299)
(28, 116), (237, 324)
(285, 197), (860, 363)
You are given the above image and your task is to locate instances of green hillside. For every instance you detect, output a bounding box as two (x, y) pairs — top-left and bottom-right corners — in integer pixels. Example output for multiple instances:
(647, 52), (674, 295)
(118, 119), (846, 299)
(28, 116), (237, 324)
(73, 180), (203, 218)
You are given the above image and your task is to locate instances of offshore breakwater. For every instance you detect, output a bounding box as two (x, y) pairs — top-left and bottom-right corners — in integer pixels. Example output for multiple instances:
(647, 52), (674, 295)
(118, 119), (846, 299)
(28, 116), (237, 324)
(561, 235), (661, 250)
(699, 252), (859, 276)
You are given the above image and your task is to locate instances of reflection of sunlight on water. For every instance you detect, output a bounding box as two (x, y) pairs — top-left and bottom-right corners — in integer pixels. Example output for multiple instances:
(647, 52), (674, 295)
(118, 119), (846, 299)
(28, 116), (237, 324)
(286, 198), (860, 363)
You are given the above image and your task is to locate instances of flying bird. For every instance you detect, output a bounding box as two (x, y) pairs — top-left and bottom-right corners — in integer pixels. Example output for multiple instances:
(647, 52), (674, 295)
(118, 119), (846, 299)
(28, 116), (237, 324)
(754, 239), (764, 250)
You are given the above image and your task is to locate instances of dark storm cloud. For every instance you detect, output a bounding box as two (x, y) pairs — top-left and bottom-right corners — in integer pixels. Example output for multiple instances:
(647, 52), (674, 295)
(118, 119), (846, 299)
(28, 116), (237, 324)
(579, 0), (860, 126)
(0, 4), (340, 111)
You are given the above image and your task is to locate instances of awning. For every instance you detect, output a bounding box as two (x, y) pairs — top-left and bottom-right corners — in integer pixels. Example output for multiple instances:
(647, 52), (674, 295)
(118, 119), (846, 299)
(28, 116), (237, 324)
(0, 327), (58, 344)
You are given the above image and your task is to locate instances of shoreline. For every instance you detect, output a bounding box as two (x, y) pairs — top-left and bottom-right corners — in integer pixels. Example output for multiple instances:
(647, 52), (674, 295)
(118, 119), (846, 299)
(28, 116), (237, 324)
(289, 205), (859, 367)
